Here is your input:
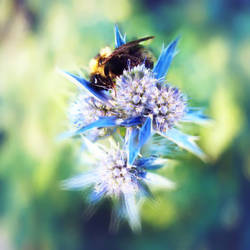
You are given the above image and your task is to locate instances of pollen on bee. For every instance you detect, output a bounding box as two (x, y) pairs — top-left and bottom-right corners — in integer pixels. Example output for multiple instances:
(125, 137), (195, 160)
(89, 58), (99, 73)
(100, 46), (112, 57)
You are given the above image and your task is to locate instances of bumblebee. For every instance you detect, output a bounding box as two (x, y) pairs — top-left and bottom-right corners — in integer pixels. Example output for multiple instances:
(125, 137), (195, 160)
(89, 36), (154, 90)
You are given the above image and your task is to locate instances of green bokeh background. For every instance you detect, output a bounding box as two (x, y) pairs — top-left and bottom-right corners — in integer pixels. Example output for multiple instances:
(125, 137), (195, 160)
(0, 0), (250, 249)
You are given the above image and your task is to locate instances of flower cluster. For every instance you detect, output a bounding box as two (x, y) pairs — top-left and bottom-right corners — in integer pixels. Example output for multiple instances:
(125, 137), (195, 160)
(59, 25), (210, 231)
(115, 64), (187, 132)
(69, 93), (115, 140)
(62, 136), (175, 231)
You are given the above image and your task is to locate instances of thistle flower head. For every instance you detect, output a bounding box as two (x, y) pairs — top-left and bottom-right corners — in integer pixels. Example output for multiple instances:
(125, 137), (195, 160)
(115, 64), (187, 132)
(68, 93), (116, 139)
(94, 148), (145, 197)
(62, 136), (175, 231)
(115, 64), (157, 117)
(151, 84), (187, 132)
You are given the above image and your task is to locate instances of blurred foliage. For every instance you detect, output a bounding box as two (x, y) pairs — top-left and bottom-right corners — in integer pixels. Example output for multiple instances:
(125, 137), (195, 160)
(0, 0), (250, 249)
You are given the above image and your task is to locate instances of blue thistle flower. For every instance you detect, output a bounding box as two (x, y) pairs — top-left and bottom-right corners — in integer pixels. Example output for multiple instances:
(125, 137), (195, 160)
(62, 132), (175, 231)
(114, 64), (187, 132)
(68, 92), (116, 140)
(58, 26), (210, 160)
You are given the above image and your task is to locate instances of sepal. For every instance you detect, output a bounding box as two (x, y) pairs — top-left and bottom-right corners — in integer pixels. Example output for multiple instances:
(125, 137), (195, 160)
(127, 117), (152, 165)
(160, 128), (207, 161)
(114, 24), (126, 48)
(153, 37), (179, 80)
(123, 193), (141, 232)
(144, 172), (176, 189)
(57, 69), (111, 103)
(182, 108), (212, 125)
(61, 171), (97, 190)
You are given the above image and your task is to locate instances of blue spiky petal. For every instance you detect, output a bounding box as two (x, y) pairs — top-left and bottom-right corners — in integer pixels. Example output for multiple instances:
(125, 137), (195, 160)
(57, 69), (111, 103)
(160, 128), (207, 161)
(127, 117), (152, 165)
(58, 116), (118, 140)
(153, 37), (179, 80)
(114, 24), (126, 48)
(144, 172), (176, 189)
(61, 171), (97, 190)
(59, 116), (143, 140)
(138, 117), (152, 149)
(123, 193), (141, 232)
(182, 108), (212, 125)
(127, 127), (140, 166)
(135, 157), (168, 170)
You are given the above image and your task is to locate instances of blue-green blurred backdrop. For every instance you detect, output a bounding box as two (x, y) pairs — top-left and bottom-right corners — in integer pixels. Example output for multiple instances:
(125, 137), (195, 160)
(0, 0), (250, 249)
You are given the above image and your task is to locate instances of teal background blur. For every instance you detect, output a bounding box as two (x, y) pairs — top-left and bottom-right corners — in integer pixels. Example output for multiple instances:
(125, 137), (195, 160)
(0, 0), (250, 249)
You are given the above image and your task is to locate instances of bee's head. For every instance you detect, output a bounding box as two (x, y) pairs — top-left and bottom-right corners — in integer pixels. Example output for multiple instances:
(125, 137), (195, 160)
(89, 46), (112, 74)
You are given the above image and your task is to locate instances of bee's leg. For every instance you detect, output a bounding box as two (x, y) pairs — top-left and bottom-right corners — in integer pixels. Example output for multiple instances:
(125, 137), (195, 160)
(126, 55), (141, 68)
(127, 59), (131, 70)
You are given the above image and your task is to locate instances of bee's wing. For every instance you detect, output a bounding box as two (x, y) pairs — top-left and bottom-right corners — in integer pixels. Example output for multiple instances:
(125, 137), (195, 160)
(123, 36), (154, 46)
(102, 36), (154, 65)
